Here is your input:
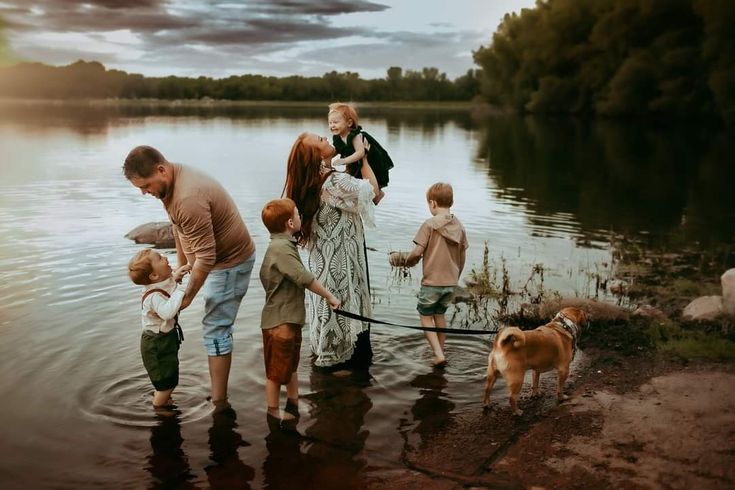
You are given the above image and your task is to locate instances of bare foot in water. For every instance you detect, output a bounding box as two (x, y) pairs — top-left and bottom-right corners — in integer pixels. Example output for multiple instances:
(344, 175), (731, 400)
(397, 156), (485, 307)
(433, 357), (447, 368)
(267, 407), (295, 422)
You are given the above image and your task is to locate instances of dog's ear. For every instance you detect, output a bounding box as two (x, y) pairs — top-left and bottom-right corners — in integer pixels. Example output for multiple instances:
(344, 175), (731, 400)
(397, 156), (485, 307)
(581, 308), (591, 326)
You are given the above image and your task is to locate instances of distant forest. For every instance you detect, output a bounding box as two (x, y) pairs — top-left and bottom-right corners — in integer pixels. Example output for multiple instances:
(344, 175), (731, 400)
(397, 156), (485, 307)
(474, 0), (734, 123)
(0, 61), (479, 102)
(1, 0), (733, 123)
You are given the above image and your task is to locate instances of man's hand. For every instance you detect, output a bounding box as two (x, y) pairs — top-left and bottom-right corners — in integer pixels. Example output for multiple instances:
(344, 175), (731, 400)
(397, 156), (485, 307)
(180, 294), (193, 310)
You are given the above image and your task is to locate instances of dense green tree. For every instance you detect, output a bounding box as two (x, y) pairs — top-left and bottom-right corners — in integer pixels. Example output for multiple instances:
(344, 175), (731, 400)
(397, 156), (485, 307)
(474, 0), (734, 123)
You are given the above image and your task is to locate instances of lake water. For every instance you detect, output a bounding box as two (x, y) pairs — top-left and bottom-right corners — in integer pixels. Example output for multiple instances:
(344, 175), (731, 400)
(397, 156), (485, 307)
(1, 102), (733, 488)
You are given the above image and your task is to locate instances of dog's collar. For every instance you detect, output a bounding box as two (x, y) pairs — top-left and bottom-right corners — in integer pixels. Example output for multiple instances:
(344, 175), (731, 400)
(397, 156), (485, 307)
(553, 312), (580, 355)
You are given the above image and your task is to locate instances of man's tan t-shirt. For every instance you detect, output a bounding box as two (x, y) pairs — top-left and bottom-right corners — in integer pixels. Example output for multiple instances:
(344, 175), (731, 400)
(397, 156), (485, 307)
(163, 164), (254, 273)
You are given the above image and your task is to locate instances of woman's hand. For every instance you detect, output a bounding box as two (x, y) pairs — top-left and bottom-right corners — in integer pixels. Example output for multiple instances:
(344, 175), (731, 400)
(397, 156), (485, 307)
(373, 188), (385, 205)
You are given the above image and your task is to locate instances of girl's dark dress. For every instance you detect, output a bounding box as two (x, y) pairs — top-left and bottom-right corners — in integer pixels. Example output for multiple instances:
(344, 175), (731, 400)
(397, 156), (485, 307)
(332, 126), (394, 188)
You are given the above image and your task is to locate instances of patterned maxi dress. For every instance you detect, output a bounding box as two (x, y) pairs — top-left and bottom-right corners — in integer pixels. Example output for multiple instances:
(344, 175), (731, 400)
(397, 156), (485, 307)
(306, 171), (376, 367)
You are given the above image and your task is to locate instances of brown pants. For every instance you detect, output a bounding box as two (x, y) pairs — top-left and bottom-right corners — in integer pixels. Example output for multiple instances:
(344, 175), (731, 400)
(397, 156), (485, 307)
(262, 324), (302, 384)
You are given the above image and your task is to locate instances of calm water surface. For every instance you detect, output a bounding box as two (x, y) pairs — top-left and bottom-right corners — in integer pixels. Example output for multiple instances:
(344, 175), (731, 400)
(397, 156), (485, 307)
(0, 103), (733, 488)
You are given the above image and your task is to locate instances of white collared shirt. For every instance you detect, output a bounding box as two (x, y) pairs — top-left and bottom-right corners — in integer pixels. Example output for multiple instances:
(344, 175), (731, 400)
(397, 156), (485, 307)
(140, 277), (186, 333)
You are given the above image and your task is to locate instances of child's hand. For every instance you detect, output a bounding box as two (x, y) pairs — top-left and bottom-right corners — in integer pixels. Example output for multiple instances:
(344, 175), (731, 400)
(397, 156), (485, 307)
(389, 251), (408, 267)
(327, 294), (341, 310)
(173, 264), (191, 283)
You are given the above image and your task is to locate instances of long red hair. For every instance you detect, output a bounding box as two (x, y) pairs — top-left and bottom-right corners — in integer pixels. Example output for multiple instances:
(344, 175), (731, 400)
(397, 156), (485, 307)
(283, 133), (332, 246)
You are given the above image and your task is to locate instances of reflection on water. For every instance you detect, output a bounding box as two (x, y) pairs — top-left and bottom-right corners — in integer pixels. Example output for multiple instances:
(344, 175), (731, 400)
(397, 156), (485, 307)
(301, 371), (373, 488)
(0, 102), (733, 488)
(477, 116), (735, 245)
(403, 370), (455, 450)
(147, 415), (195, 488)
(205, 408), (255, 489)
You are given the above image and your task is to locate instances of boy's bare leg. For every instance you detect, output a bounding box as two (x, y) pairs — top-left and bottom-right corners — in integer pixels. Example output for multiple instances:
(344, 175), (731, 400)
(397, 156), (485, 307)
(433, 314), (447, 349)
(265, 379), (281, 419)
(421, 314), (445, 366)
(285, 372), (298, 402)
(266, 379), (280, 411)
(283, 373), (299, 421)
(266, 379), (295, 422)
(153, 388), (174, 408)
(209, 353), (231, 403)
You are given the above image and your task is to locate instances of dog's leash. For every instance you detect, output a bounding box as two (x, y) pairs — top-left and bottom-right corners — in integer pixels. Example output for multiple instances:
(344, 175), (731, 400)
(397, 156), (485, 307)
(334, 308), (498, 335)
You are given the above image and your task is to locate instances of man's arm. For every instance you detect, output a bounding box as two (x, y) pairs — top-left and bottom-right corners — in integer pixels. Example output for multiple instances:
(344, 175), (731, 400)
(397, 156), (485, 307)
(174, 227), (188, 268)
(175, 199), (217, 310)
(181, 267), (208, 310)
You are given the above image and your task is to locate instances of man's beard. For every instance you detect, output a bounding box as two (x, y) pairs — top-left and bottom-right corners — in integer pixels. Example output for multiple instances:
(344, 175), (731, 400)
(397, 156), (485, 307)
(157, 183), (169, 200)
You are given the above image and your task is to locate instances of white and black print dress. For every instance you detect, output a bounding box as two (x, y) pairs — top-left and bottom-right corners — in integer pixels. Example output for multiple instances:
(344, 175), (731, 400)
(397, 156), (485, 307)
(306, 171), (375, 366)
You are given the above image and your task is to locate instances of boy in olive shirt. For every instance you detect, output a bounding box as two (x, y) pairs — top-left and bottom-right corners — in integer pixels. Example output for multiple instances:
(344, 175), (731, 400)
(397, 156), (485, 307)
(260, 198), (340, 423)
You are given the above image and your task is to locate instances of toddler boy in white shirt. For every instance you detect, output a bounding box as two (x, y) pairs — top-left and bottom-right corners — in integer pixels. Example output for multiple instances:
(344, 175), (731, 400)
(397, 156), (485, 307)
(128, 249), (190, 409)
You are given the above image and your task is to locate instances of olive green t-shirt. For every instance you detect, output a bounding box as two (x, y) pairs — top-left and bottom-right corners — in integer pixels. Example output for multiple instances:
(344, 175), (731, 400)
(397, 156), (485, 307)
(259, 232), (315, 330)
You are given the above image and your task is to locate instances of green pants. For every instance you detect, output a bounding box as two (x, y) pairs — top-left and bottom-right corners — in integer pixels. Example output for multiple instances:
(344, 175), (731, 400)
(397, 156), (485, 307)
(140, 329), (180, 391)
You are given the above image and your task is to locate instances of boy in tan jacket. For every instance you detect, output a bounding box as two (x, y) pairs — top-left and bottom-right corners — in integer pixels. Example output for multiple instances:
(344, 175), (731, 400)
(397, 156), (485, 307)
(389, 183), (468, 366)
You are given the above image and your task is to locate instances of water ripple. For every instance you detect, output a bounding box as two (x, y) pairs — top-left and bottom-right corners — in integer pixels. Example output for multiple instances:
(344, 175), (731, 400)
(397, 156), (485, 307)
(79, 371), (213, 428)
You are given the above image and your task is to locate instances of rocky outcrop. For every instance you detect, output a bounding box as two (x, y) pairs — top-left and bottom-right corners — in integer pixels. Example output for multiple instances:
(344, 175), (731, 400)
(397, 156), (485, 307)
(682, 296), (724, 321)
(681, 268), (735, 321)
(125, 222), (174, 249)
(722, 268), (735, 316)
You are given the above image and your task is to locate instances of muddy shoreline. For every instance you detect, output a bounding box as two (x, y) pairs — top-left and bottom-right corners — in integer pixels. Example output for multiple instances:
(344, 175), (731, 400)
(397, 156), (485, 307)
(365, 349), (735, 489)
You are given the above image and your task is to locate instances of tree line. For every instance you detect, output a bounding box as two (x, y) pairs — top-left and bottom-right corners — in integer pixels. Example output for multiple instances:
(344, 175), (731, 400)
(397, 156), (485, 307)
(2, 1), (733, 122)
(0, 60), (480, 102)
(474, 0), (734, 124)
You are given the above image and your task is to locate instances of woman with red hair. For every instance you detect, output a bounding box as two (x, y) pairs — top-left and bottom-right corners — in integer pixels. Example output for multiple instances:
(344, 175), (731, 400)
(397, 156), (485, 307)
(283, 132), (379, 371)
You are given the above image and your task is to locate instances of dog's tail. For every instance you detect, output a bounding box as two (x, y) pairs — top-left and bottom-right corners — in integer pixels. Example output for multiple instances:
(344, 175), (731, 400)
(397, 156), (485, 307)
(497, 326), (525, 350)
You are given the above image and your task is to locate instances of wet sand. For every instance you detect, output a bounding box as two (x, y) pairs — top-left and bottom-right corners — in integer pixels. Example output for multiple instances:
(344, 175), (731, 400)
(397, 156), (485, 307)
(365, 355), (735, 489)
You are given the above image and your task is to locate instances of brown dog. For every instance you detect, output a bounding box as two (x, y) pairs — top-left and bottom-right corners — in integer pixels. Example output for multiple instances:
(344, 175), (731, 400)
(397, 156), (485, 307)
(482, 307), (588, 415)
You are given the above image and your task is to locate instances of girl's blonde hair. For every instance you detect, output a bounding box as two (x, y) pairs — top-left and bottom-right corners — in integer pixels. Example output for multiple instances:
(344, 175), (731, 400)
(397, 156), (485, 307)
(328, 102), (359, 129)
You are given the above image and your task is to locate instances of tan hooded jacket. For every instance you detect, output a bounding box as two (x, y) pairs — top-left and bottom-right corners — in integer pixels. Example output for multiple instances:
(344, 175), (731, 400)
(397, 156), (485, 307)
(408, 214), (468, 286)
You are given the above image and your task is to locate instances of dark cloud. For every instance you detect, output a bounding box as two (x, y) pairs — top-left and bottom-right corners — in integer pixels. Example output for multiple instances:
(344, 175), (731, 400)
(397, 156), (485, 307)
(1, 0), (379, 40)
(0, 0), (485, 79)
(2, 1), (187, 33)
(182, 18), (368, 45)
(251, 0), (389, 15)
(87, 0), (161, 7)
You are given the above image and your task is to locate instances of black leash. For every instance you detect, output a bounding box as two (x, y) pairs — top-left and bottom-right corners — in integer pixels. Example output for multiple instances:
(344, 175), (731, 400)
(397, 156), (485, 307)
(334, 308), (498, 335)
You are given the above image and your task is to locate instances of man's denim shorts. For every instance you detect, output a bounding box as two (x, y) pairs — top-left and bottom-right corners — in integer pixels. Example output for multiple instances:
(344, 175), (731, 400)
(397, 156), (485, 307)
(201, 254), (255, 356)
(416, 285), (456, 316)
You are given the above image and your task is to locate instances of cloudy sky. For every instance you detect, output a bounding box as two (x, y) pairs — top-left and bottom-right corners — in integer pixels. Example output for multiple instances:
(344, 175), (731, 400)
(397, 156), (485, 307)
(0, 0), (536, 79)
